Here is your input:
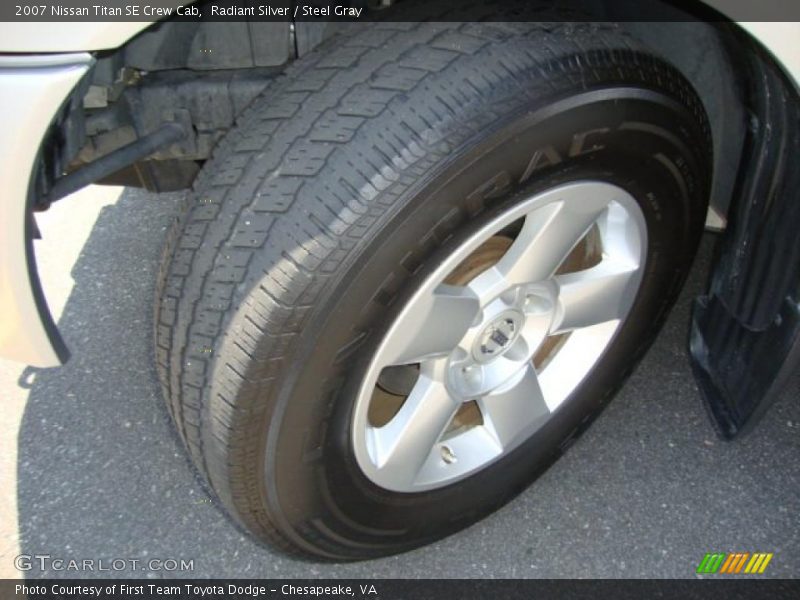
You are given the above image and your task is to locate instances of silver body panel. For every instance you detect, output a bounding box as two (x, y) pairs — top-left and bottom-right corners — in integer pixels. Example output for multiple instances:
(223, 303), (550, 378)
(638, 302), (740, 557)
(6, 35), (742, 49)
(0, 54), (93, 366)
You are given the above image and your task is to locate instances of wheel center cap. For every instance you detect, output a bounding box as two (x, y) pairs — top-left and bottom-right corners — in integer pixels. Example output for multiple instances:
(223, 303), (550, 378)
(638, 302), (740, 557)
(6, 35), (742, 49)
(474, 312), (522, 363)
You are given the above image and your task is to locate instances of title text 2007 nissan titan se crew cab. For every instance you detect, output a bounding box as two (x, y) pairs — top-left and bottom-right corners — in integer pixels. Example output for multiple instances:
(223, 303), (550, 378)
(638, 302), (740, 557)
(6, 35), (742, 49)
(1, 0), (798, 559)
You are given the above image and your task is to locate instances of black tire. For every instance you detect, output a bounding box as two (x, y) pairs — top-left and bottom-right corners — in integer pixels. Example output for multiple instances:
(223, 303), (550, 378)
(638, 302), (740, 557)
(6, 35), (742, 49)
(155, 22), (711, 559)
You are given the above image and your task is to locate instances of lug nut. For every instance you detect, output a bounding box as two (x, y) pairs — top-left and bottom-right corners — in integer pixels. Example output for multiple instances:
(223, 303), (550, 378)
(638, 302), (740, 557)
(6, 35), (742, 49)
(441, 445), (457, 464)
(524, 294), (552, 314)
(460, 364), (481, 387)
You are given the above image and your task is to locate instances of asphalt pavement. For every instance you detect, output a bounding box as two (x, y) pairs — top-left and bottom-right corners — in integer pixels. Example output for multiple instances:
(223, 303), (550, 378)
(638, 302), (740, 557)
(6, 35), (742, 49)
(0, 186), (797, 579)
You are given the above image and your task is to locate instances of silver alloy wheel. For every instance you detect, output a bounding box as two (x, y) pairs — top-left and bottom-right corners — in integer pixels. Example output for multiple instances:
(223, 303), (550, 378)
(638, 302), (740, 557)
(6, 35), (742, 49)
(352, 181), (647, 492)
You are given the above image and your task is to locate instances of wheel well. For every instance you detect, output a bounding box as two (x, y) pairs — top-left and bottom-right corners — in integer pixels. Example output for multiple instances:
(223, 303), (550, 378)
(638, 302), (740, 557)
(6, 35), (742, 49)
(37, 0), (760, 223)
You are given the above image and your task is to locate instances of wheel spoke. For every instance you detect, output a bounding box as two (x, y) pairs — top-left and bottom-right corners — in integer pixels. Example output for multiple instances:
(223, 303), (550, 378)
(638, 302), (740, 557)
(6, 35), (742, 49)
(495, 197), (611, 286)
(381, 283), (480, 366)
(550, 258), (639, 334)
(370, 375), (457, 488)
(480, 365), (550, 449)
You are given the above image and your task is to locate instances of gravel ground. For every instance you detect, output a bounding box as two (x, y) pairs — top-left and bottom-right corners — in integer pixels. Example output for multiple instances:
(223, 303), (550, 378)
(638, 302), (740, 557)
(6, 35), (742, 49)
(1, 186), (797, 579)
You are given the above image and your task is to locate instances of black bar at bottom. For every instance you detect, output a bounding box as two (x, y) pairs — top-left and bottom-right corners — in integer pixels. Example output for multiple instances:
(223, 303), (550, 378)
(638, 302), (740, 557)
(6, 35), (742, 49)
(2, 579), (800, 600)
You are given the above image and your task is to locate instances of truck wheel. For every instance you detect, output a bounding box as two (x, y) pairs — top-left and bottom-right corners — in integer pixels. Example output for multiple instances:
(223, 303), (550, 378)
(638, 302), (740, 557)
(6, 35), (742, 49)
(155, 22), (711, 559)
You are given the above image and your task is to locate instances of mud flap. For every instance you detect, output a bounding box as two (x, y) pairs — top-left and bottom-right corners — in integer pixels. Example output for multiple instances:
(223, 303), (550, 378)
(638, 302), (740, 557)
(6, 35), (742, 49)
(690, 30), (800, 438)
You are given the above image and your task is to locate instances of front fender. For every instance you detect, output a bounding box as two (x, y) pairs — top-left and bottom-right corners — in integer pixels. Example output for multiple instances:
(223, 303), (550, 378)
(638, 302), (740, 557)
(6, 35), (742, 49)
(0, 22), (155, 53)
(0, 54), (93, 367)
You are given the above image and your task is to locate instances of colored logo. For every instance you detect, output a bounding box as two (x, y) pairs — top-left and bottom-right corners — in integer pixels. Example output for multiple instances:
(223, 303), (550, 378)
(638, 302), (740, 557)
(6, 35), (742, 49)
(697, 552), (773, 574)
